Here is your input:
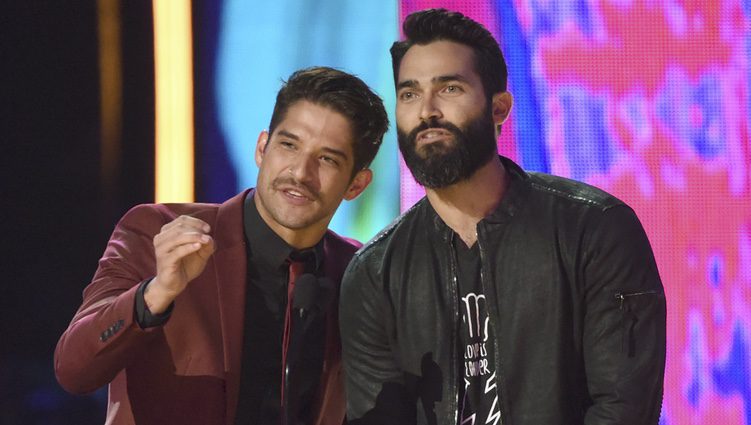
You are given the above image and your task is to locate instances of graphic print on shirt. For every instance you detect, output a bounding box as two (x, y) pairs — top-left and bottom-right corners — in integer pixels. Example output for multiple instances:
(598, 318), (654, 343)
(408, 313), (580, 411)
(460, 292), (500, 425)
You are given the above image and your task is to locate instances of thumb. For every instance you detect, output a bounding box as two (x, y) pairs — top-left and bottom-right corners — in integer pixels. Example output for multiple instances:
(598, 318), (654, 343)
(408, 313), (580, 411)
(196, 237), (216, 260)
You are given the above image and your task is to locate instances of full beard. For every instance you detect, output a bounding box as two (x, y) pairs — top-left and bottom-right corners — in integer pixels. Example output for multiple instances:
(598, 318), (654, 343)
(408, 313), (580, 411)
(397, 108), (498, 189)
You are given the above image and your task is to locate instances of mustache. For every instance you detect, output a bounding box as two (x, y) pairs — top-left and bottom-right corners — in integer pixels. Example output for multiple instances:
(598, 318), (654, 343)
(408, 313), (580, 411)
(407, 117), (462, 142)
(271, 176), (319, 200)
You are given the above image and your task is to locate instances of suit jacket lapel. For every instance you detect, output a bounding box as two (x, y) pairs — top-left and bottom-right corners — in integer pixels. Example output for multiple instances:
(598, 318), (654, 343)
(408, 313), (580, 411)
(312, 234), (346, 425)
(213, 189), (251, 424)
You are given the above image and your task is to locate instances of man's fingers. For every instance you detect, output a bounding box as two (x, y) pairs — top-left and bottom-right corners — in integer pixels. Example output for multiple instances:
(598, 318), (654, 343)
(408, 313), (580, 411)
(195, 237), (216, 259)
(153, 216), (214, 290)
(159, 240), (207, 266)
(158, 215), (211, 235)
(155, 232), (211, 254)
(154, 214), (212, 249)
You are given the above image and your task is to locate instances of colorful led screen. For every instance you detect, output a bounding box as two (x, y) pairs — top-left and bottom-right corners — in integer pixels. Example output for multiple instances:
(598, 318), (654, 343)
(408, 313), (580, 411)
(398, 2), (751, 424)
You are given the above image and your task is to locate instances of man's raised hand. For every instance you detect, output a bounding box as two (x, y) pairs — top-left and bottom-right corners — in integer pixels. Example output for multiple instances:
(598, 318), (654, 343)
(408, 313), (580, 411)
(145, 215), (216, 314)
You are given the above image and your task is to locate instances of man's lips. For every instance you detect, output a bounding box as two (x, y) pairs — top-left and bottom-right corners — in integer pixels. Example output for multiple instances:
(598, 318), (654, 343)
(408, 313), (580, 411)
(416, 128), (452, 145)
(282, 187), (312, 200)
(274, 182), (317, 202)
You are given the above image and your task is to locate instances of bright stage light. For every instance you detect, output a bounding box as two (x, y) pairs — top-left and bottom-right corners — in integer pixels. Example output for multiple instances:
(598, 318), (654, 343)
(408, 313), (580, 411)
(153, 1), (194, 202)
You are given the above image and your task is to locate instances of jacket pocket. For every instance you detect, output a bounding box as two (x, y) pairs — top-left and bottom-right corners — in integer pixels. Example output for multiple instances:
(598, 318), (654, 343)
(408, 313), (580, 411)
(614, 290), (661, 357)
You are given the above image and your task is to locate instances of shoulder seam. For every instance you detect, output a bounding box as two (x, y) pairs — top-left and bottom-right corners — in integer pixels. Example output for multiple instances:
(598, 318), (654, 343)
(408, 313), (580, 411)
(527, 177), (623, 210)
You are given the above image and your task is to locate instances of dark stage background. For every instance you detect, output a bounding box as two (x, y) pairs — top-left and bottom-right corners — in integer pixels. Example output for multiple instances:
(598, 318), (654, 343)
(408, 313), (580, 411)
(2, 2), (154, 423)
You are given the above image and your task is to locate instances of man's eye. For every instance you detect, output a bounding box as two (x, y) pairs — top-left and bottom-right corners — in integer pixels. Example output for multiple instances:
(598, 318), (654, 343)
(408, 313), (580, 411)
(321, 156), (339, 167)
(279, 141), (295, 149)
(444, 85), (462, 93)
(399, 91), (416, 101)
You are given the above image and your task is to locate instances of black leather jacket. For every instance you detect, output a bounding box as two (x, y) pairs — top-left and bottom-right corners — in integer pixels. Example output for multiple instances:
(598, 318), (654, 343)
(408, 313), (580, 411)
(340, 157), (666, 425)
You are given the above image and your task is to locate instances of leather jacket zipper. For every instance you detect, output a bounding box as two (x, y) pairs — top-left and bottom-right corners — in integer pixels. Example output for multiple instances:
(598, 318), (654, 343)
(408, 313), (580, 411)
(615, 289), (659, 356)
(477, 233), (504, 425)
(614, 290), (659, 309)
(448, 239), (460, 425)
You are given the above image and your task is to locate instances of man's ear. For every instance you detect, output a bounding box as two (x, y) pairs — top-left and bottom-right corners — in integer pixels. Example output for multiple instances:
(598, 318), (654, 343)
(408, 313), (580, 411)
(343, 168), (373, 201)
(255, 130), (270, 168)
(491, 91), (513, 126)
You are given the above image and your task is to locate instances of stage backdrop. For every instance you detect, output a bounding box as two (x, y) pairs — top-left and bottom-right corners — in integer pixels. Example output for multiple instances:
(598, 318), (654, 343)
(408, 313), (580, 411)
(203, 1), (751, 423)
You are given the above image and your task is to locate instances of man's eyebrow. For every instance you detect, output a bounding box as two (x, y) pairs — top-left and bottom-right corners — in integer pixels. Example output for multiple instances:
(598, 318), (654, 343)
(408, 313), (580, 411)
(321, 146), (349, 160)
(396, 74), (470, 91)
(275, 130), (350, 161)
(396, 79), (419, 91)
(434, 74), (470, 84)
(276, 129), (300, 140)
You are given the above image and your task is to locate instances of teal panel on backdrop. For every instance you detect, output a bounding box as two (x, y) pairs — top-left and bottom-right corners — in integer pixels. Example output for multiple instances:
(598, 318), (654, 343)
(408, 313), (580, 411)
(215, 0), (400, 242)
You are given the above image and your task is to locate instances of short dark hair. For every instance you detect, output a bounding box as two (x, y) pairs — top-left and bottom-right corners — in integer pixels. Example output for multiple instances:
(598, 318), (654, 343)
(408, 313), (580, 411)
(268, 66), (389, 175)
(390, 8), (508, 98)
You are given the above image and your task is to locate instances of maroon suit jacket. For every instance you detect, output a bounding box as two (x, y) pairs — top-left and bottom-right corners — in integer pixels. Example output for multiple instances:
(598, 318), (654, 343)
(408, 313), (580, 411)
(54, 190), (358, 425)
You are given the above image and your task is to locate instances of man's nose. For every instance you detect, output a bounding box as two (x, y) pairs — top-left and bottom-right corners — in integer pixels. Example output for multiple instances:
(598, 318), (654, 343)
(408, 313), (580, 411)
(419, 93), (442, 122)
(288, 153), (317, 184)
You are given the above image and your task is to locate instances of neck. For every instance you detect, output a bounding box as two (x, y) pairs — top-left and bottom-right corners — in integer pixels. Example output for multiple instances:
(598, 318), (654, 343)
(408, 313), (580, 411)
(425, 156), (508, 247)
(253, 195), (326, 250)
(275, 228), (325, 250)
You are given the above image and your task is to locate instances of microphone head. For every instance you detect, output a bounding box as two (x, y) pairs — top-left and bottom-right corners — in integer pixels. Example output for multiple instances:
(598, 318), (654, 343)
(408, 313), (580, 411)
(293, 274), (318, 311)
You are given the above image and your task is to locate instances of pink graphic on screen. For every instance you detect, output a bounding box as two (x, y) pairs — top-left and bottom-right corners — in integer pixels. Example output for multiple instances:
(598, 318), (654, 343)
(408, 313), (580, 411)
(399, 1), (751, 423)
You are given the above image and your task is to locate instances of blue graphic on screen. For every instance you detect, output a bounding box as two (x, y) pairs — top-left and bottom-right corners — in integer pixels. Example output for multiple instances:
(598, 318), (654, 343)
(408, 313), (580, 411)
(213, 0), (399, 241)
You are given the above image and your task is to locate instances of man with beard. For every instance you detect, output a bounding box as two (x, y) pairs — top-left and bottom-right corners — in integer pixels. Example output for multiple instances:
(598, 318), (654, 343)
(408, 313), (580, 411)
(340, 9), (666, 425)
(55, 67), (388, 425)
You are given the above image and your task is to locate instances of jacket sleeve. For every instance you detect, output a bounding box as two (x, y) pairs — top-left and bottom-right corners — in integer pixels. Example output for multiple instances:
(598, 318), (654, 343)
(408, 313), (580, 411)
(54, 204), (166, 394)
(582, 204), (666, 425)
(339, 254), (415, 425)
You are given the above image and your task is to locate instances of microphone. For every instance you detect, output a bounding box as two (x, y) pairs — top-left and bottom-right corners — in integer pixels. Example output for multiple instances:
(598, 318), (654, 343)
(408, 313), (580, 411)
(292, 274), (318, 319)
(283, 274), (332, 425)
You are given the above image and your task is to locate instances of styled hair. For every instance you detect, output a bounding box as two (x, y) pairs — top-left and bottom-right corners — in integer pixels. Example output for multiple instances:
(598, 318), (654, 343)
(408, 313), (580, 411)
(268, 66), (389, 174)
(390, 8), (508, 98)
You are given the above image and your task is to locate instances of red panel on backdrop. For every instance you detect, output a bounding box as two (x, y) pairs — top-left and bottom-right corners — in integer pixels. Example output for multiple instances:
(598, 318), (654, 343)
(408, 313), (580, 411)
(398, 1), (751, 423)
